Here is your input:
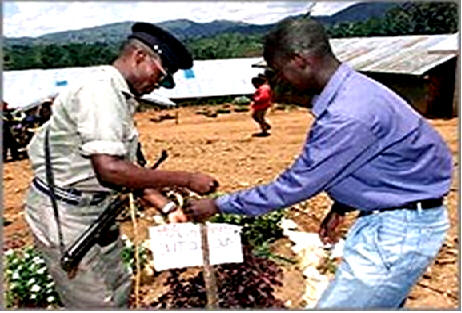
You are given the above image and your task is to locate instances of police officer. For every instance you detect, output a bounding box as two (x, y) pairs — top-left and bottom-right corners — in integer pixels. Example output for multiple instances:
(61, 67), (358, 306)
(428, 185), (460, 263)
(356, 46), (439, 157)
(24, 22), (218, 308)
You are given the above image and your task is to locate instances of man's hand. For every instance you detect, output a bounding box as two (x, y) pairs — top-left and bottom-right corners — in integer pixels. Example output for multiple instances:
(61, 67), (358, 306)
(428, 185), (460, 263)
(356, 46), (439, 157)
(187, 173), (219, 195)
(184, 198), (219, 222)
(319, 211), (344, 245)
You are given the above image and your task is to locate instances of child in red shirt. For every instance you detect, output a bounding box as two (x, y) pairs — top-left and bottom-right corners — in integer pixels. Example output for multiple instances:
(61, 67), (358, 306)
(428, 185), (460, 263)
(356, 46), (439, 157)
(250, 76), (272, 137)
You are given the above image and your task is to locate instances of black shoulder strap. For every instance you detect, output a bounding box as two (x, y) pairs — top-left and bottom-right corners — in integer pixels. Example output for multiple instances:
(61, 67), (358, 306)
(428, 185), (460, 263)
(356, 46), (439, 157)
(44, 126), (65, 255)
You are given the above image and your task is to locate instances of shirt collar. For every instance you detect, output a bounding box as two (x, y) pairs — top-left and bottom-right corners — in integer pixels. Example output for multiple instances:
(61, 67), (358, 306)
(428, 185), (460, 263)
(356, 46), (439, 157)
(105, 65), (133, 97)
(105, 65), (139, 114)
(311, 63), (353, 118)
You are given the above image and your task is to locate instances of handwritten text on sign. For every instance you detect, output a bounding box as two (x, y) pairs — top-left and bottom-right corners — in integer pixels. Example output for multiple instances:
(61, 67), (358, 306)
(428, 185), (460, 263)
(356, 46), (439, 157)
(148, 223), (243, 271)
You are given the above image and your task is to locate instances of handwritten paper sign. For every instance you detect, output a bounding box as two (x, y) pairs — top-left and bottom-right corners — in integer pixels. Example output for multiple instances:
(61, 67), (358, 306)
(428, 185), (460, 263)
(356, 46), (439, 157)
(148, 222), (243, 271)
(206, 223), (243, 266)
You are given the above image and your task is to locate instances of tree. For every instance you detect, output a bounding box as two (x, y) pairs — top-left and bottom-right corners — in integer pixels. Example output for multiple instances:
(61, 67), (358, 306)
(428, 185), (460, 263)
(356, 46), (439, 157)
(3, 2), (457, 71)
(383, 2), (458, 35)
(327, 2), (458, 38)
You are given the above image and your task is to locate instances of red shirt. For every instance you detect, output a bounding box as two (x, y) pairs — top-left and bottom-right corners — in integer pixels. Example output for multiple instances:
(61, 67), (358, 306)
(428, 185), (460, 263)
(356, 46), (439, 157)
(251, 84), (272, 110)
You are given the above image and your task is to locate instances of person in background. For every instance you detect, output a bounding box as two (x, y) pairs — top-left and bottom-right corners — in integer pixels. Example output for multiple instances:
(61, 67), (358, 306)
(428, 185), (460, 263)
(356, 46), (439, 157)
(37, 98), (54, 125)
(2, 101), (20, 161)
(24, 22), (218, 308)
(186, 18), (452, 309)
(250, 75), (272, 137)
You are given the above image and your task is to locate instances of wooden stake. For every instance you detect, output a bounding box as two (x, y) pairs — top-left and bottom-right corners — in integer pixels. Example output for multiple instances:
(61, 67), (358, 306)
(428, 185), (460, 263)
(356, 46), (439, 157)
(200, 223), (218, 309)
(129, 193), (140, 308)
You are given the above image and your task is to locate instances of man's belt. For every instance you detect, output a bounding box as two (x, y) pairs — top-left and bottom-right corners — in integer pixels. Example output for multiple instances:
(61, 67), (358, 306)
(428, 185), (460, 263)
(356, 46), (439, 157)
(360, 198), (444, 216)
(33, 177), (109, 206)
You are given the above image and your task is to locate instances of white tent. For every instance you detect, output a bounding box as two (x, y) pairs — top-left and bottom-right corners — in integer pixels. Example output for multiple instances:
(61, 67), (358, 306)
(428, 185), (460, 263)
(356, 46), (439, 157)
(3, 57), (264, 110)
(153, 57), (263, 99)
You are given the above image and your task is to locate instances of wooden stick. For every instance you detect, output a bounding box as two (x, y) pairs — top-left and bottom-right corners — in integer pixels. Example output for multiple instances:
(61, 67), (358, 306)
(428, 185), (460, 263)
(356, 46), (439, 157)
(200, 223), (218, 309)
(129, 193), (140, 308)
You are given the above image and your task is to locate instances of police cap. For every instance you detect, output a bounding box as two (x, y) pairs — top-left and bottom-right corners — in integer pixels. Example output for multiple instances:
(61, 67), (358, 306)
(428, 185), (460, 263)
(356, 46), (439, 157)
(128, 22), (193, 88)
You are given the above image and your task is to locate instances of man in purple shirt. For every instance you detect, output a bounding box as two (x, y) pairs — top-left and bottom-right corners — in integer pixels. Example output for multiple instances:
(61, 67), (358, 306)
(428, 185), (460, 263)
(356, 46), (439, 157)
(186, 18), (452, 308)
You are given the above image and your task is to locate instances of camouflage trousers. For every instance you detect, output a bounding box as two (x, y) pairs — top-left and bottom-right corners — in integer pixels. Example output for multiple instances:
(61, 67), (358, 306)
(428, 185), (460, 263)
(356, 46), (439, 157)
(24, 185), (132, 309)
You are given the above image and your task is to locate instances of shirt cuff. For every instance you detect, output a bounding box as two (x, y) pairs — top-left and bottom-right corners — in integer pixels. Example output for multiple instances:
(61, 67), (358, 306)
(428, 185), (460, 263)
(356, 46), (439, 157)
(81, 140), (127, 156)
(216, 194), (242, 215)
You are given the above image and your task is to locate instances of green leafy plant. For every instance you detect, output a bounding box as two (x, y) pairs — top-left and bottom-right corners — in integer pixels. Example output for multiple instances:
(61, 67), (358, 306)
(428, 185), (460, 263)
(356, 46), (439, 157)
(4, 246), (62, 308)
(210, 210), (286, 251)
(209, 209), (298, 265)
(232, 96), (251, 105)
(120, 235), (149, 273)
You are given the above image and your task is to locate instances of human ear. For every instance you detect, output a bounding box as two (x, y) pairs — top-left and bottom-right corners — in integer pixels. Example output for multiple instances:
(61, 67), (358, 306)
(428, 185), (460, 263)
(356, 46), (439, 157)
(134, 49), (146, 64)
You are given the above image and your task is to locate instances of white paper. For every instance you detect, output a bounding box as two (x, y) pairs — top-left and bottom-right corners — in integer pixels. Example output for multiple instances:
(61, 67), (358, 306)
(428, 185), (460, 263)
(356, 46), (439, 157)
(206, 223), (243, 266)
(148, 223), (203, 271)
(148, 222), (243, 271)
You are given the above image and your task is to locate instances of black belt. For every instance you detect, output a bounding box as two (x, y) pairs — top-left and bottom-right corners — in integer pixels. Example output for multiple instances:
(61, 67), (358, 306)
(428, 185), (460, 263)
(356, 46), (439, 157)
(360, 198), (444, 216)
(33, 177), (109, 206)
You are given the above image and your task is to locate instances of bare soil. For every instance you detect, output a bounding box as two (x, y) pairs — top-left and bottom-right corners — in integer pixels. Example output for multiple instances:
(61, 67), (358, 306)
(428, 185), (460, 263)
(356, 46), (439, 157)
(3, 105), (459, 309)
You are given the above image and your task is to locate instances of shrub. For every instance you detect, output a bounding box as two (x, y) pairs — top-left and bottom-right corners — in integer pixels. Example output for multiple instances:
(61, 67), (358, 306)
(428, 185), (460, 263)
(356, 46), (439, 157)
(232, 96), (251, 105)
(120, 235), (149, 273)
(210, 210), (285, 248)
(4, 246), (62, 308)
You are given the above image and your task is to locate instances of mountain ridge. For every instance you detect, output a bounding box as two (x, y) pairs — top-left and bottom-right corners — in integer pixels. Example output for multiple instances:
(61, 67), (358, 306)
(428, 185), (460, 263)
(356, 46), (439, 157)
(4, 2), (399, 46)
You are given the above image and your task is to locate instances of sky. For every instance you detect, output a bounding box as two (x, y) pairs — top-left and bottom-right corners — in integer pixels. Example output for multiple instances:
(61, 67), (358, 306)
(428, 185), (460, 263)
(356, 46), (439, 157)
(3, 1), (358, 38)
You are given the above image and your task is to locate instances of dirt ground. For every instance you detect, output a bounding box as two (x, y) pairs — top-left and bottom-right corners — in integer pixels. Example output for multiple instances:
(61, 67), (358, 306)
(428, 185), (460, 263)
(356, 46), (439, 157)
(2, 104), (459, 309)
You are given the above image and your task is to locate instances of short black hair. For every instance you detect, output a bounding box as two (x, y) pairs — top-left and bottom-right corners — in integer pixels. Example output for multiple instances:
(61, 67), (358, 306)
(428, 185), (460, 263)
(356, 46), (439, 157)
(251, 76), (265, 86)
(263, 18), (333, 66)
(257, 73), (268, 81)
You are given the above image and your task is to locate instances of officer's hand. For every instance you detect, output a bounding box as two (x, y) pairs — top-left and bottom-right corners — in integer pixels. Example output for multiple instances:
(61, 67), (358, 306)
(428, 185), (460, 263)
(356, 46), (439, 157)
(319, 211), (344, 245)
(167, 208), (188, 223)
(187, 173), (219, 195)
(140, 188), (168, 208)
(184, 199), (219, 222)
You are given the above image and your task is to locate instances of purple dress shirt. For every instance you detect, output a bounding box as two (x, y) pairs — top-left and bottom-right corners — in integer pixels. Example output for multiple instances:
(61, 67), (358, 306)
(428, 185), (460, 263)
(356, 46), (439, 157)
(216, 64), (452, 215)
